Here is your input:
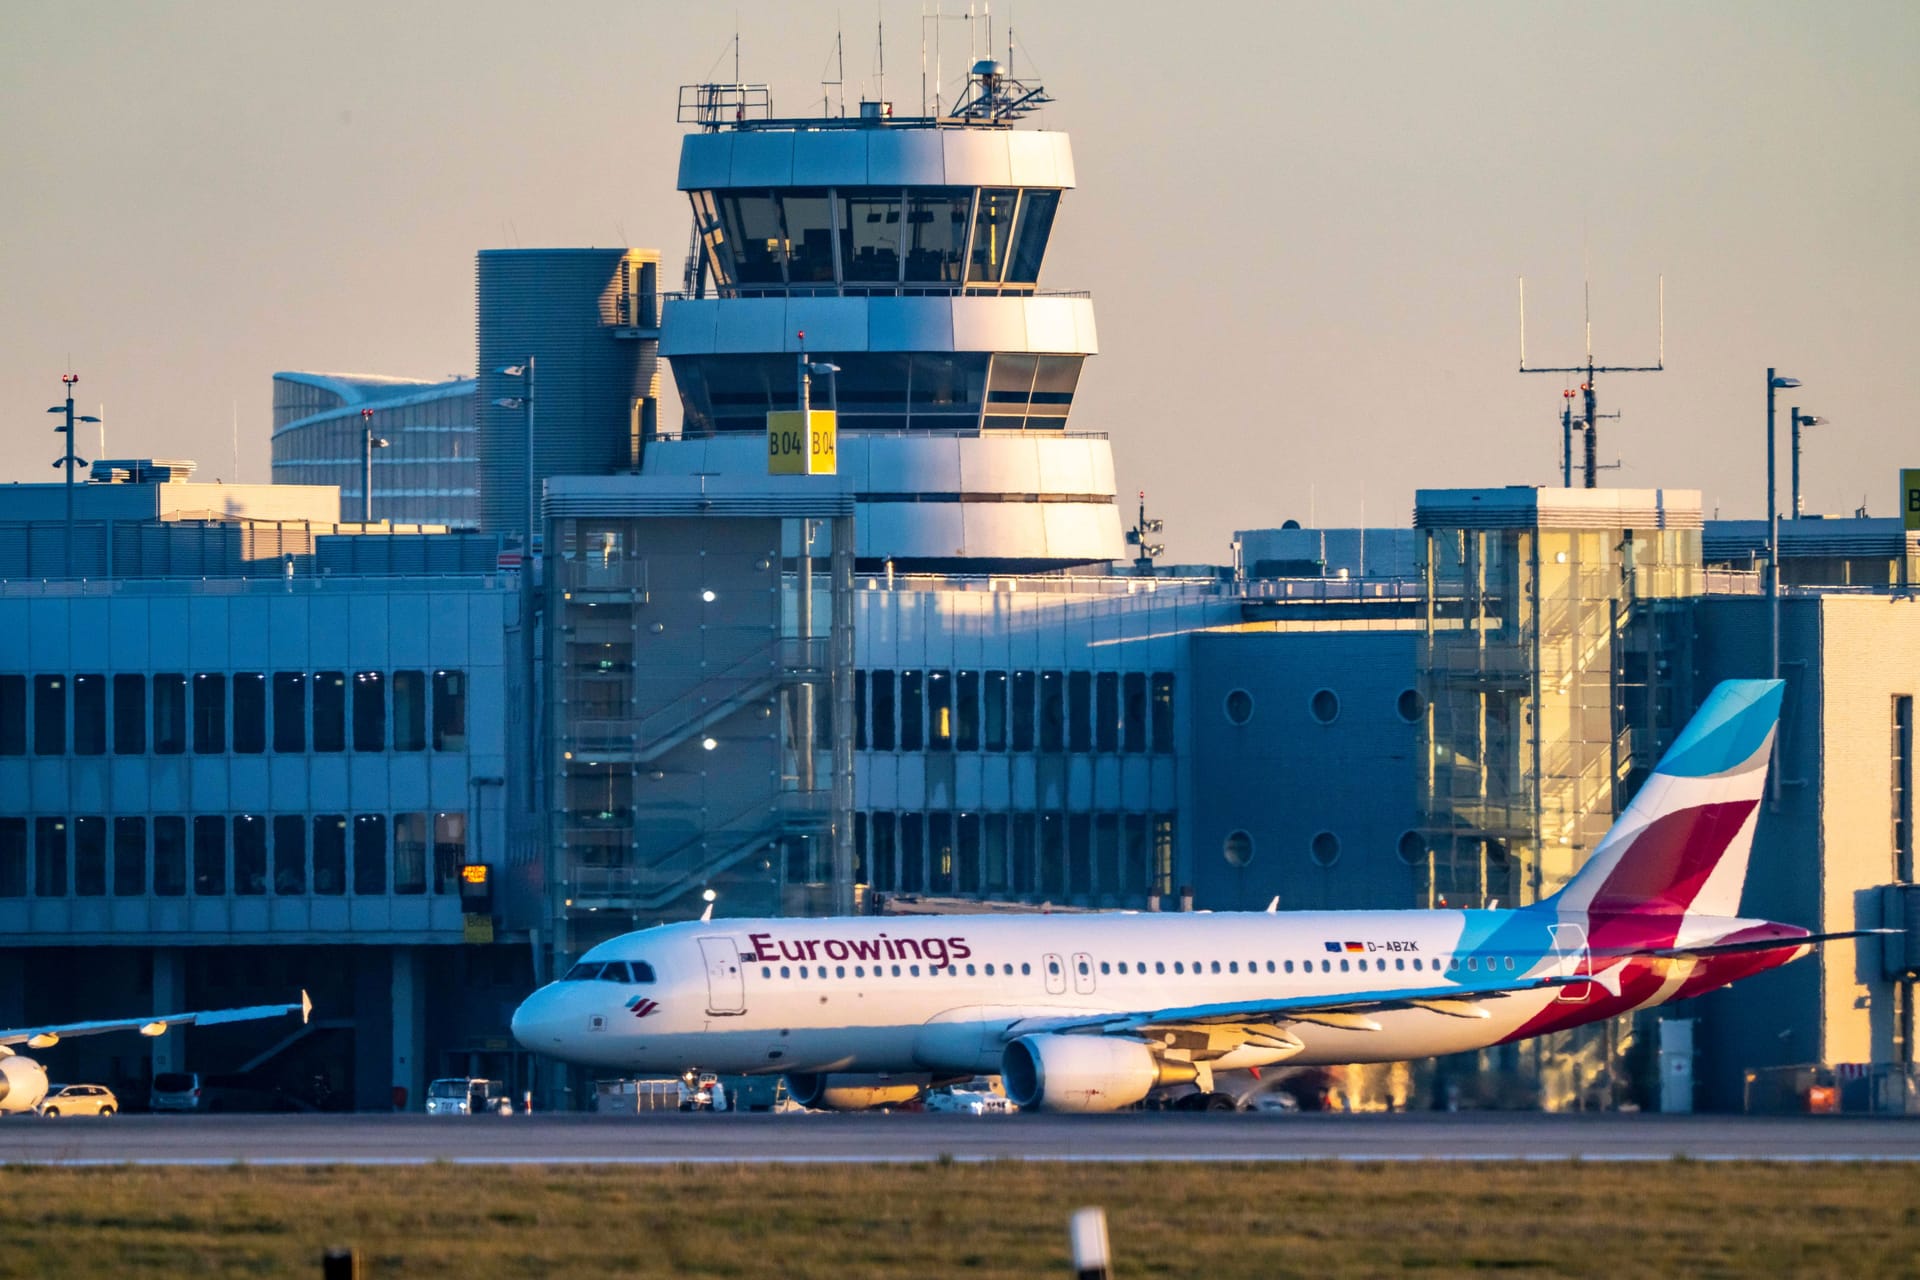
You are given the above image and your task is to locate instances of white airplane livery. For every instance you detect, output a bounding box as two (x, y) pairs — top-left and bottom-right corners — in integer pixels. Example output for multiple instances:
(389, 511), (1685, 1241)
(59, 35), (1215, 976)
(512, 680), (1879, 1112)
(0, 993), (311, 1115)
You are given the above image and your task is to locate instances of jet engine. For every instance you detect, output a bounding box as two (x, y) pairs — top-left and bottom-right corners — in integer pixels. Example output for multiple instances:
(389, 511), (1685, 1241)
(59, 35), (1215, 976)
(0, 1053), (51, 1115)
(1001, 1034), (1198, 1113)
(785, 1072), (930, 1110)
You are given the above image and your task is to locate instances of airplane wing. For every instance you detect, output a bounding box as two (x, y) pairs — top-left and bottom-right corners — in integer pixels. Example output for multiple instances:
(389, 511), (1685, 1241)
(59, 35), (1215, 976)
(1005, 968), (1622, 1042)
(0, 990), (311, 1052)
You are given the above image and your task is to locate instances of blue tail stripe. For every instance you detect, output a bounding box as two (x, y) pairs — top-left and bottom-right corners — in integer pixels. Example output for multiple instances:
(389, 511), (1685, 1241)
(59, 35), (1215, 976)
(1655, 680), (1784, 779)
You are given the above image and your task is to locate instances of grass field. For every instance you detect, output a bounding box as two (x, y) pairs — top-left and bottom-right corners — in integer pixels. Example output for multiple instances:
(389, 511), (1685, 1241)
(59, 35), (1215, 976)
(0, 1160), (1913, 1278)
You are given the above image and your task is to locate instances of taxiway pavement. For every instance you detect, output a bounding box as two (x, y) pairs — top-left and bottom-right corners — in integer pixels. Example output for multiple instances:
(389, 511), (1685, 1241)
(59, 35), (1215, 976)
(6, 1111), (1920, 1165)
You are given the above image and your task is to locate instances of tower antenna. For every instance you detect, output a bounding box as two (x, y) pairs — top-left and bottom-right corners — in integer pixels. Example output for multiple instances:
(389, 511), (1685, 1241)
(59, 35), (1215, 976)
(1518, 276), (1664, 489)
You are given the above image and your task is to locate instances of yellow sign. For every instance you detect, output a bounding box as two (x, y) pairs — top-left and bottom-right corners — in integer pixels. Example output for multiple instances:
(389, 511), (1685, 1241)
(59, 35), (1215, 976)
(767, 410), (837, 475)
(1904, 469), (1920, 532)
(463, 914), (495, 944)
(460, 864), (490, 886)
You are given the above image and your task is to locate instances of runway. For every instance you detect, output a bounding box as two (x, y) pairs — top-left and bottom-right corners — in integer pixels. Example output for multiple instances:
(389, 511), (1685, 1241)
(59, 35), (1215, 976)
(6, 1111), (1920, 1165)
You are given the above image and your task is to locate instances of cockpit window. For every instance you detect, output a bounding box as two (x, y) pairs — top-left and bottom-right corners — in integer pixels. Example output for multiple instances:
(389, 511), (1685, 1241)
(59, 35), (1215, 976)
(598, 962), (630, 982)
(563, 962), (603, 981)
(630, 961), (656, 983)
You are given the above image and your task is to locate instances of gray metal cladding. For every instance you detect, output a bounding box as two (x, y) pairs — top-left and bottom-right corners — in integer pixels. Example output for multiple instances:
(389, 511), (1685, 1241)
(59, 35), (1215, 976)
(475, 249), (662, 535)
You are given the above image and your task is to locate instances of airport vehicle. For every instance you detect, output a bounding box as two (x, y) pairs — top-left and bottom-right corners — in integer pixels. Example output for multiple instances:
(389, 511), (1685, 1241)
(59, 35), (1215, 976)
(148, 1072), (204, 1112)
(514, 681), (1883, 1113)
(34, 1084), (118, 1118)
(0, 993), (310, 1117)
(425, 1077), (516, 1116)
(926, 1082), (1016, 1115)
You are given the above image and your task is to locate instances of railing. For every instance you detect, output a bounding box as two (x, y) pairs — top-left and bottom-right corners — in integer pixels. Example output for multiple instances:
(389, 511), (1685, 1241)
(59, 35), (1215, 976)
(662, 287), (1092, 303)
(1240, 576), (1423, 602)
(0, 574), (506, 596)
(648, 426), (1111, 442)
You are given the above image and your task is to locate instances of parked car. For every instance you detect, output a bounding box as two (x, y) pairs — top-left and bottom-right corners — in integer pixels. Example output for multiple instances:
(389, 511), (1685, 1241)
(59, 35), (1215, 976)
(425, 1077), (516, 1116)
(36, 1084), (118, 1118)
(149, 1071), (204, 1113)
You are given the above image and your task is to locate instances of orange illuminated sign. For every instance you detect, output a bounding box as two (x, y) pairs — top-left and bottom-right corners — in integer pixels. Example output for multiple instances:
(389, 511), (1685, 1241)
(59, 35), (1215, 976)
(460, 864), (490, 886)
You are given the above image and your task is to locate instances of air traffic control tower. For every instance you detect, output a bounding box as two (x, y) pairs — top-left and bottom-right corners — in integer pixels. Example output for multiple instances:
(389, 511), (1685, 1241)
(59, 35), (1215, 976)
(645, 65), (1125, 572)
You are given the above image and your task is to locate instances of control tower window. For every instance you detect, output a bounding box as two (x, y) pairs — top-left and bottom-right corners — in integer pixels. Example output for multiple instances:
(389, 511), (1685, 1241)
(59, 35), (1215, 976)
(782, 189), (836, 285)
(1026, 356), (1083, 425)
(908, 354), (987, 427)
(904, 188), (972, 284)
(985, 354), (1034, 430)
(1007, 190), (1059, 284)
(835, 352), (910, 430)
(968, 189), (1018, 283)
(716, 192), (786, 285)
(842, 190), (903, 283)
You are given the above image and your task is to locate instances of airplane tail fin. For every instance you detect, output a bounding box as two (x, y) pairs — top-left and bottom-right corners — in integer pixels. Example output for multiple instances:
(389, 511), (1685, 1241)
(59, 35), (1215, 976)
(1552, 679), (1783, 919)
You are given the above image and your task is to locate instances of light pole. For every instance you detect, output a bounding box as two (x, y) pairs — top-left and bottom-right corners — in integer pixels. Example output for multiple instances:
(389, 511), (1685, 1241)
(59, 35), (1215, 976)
(1790, 408), (1827, 519)
(359, 408), (390, 523)
(46, 374), (100, 577)
(492, 359), (537, 818)
(1766, 369), (1800, 810)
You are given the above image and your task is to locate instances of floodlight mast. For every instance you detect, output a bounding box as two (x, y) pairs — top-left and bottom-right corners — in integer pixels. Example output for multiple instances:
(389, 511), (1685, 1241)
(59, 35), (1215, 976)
(48, 373), (101, 578)
(1518, 276), (1665, 488)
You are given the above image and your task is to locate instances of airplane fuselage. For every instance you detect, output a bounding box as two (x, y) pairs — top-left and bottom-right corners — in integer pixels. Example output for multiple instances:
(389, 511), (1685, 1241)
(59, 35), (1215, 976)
(510, 907), (1800, 1080)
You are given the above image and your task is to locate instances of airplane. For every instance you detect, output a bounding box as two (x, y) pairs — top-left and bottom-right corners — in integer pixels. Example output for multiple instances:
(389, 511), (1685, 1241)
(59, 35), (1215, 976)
(0, 992), (311, 1116)
(512, 679), (1885, 1112)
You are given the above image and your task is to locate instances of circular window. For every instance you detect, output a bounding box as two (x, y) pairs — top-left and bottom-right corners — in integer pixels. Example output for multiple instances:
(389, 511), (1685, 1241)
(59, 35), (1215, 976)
(1223, 830), (1254, 867)
(1309, 689), (1340, 724)
(1397, 830), (1427, 865)
(1224, 690), (1254, 725)
(1310, 831), (1341, 867)
(1396, 688), (1424, 723)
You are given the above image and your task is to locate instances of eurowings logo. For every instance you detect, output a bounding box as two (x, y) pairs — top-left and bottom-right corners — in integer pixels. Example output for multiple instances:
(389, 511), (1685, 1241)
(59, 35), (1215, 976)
(627, 997), (660, 1019)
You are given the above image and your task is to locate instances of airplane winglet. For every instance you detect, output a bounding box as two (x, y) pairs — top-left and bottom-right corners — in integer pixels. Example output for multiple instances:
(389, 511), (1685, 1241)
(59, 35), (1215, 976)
(301, 990), (313, 1025)
(1593, 962), (1627, 999)
(1265, 897), (1279, 914)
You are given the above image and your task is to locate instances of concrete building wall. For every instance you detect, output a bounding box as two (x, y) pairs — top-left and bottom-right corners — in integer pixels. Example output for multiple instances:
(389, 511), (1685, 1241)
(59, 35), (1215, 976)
(1187, 630), (1423, 912)
(1691, 594), (1920, 1107)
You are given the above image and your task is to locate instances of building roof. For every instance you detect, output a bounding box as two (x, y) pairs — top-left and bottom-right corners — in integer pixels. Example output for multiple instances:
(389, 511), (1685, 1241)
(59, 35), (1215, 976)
(1414, 486), (1703, 531)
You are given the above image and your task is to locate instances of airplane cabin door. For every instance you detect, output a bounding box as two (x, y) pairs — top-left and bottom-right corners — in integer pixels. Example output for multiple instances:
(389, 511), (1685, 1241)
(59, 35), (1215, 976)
(1042, 953), (1067, 995)
(1071, 952), (1096, 996)
(1549, 924), (1592, 1003)
(699, 936), (747, 1016)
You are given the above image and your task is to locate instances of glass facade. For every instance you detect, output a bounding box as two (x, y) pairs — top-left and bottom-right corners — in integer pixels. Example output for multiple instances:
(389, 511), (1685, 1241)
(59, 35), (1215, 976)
(0, 667), (469, 759)
(1417, 514), (1700, 1114)
(857, 810), (1175, 905)
(693, 186), (1064, 294)
(271, 378), (478, 528)
(1419, 524), (1697, 908)
(0, 811), (467, 900)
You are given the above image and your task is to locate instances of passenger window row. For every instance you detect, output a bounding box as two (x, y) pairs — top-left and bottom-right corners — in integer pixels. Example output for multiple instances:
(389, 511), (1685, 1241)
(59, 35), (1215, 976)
(0, 811), (468, 900)
(0, 669), (468, 758)
(856, 670), (1176, 755)
(748, 954), (1530, 983)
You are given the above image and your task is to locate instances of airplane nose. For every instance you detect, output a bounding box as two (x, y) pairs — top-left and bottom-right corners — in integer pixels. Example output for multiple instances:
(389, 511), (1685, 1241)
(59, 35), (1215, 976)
(510, 987), (562, 1052)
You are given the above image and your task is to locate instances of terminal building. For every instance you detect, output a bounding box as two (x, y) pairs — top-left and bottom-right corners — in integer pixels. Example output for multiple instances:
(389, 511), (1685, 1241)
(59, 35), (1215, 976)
(4, 64), (1916, 1115)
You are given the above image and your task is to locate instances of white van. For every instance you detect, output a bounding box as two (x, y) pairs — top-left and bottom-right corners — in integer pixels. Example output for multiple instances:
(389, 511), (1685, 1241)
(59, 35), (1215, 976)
(425, 1078), (515, 1116)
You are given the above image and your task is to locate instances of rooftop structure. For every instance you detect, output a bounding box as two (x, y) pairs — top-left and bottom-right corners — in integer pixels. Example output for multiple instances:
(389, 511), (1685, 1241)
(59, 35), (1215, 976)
(272, 372), (478, 528)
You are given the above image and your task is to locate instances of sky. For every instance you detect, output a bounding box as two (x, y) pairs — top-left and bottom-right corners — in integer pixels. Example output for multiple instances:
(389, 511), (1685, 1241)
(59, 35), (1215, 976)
(2, 0), (1915, 563)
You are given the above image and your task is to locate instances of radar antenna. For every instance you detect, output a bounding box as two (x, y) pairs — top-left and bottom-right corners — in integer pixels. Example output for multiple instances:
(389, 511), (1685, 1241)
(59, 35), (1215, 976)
(949, 54), (1051, 122)
(1519, 275), (1664, 489)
